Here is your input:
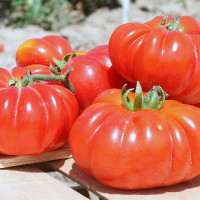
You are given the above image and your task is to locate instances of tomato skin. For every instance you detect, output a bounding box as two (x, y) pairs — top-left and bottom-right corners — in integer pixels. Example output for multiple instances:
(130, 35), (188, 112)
(69, 88), (200, 189)
(0, 42), (4, 52)
(74, 49), (87, 55)
(0, 68), (79, 155)
(0, 68), (13, 88)
(12, 65), (52, 77)
(16, 35), (72, 68)
(62, 55), (111, 111)
(109, 16), (200, 104)
(62, 45), (133, 112)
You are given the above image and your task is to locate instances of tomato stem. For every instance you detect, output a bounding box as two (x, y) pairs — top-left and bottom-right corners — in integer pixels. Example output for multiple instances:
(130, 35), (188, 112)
(133, 82), (144, 111)
(121, 84), (134, 111)
(50, 50), (79, 74)
(8, 78), (18, 86)
(122, 82), (167, 112)
(16, 67), (75, 94)
(159, 17), (185, 32)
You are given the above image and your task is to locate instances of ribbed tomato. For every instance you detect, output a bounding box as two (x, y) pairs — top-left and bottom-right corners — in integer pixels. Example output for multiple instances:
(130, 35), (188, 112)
(109, 16), (200, 105)
(69, 83), (200, 189)
(0, 68), (79, 155)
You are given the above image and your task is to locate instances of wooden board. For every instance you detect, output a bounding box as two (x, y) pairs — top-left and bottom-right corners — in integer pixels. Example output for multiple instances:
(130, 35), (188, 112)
(48, 158), (200, 200)
(0, 163), (88, 200)
(0, 143), (71, 169)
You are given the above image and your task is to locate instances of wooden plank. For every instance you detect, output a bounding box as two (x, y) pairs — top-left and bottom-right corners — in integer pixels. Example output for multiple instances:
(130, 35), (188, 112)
(0, 143), (71, 169)
(48, 158), (200, 200)
(0, 163), (88, 200)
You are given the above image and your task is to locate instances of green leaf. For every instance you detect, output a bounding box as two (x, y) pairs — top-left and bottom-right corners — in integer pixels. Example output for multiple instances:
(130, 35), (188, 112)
(31, 0), (42, 22)
(169, 18), (175, 27)
(173, 19), (180, 31)
(121, 84), (134, 111)
(176, 0), (186, 4)
(181, 25), (185, 33)
(26, 0), (34, 6)
(133, 82), (144, 112)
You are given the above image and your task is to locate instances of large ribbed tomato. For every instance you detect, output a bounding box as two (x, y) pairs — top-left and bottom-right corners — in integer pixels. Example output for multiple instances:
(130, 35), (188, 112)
(109, 16), (200, 105)
(0, 68), (79, 155)
(69, 83), (200, 189)
(16, 35), (72, 68)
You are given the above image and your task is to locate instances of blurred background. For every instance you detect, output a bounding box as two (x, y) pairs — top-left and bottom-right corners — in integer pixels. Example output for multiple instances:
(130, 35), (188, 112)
(0, 0), (200, 70)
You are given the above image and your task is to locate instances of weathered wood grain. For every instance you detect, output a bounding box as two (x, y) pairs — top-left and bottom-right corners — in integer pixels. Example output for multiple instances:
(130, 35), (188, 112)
(48, 158), (200, 200)
(0, 164), (88, 200)
(0, 143), (71, 169)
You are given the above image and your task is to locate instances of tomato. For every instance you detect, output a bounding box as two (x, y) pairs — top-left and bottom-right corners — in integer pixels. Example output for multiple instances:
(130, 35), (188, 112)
(16, 40), (132, 112)
(0, 42), (4, 52)
(109, 16), (200, 105)
(69, 83), (200, 189)
(62, 45), (133, 112)
(0, 68), (79, 155)
(16, 35), (72, 68)
(74, 49), (87, 55)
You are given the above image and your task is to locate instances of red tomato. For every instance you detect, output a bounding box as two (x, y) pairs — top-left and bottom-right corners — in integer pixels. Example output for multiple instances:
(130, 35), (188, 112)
(109, 16), (200, 105)
(16, 41), (132, 112)
(16, 35), (72, 68)
(62, 45), (133, 112)
(0, 42), (4, 52)
(69, 85), (200, 189)
(12, 65), (51, 76)
(74, 49), (87, 55)
(0, 68), (79, 155)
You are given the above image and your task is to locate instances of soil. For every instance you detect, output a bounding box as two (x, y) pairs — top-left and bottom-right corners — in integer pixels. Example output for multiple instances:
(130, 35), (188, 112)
(0, 0), (199, 71)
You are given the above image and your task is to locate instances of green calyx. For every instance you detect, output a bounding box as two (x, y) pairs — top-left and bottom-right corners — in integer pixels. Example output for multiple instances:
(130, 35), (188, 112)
(9, 67), (75, 94)
(50, 50), (78, 75)
(159, 17), (185, 32)
(122, 82), (167, 112)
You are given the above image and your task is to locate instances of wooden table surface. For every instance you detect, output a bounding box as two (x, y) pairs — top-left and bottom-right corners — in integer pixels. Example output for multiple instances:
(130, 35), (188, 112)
(0, 146), (200, 200)
(48, 158), (200, 200)
(0, 163), (87, 200)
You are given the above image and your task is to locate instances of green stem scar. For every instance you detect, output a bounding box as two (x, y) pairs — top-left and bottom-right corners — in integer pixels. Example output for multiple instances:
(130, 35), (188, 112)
(122, 82), (167, 112)
(159, 17), (185, 32)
